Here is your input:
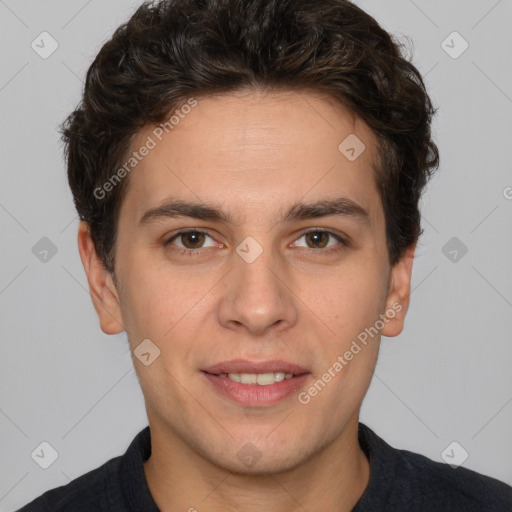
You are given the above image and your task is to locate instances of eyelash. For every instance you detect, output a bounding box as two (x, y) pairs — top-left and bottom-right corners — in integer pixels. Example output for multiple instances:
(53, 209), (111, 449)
(163, 228), (347, 257)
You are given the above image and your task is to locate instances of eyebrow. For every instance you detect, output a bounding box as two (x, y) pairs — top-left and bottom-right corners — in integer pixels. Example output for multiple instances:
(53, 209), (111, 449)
(138, 197), (371, 227)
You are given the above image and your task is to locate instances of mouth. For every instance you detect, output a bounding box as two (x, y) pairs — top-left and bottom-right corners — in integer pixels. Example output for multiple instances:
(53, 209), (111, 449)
(201, 359), (311, 406)
(209, 371), (295, 386)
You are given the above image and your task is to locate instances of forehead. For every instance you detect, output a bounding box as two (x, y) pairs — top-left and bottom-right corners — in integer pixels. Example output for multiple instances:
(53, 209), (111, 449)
(119, 89), (383, 227)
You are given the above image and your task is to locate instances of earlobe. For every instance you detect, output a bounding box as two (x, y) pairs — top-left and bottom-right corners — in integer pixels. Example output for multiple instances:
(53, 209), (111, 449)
(77, 222), (124, 335)
(381, 243), (416, 338)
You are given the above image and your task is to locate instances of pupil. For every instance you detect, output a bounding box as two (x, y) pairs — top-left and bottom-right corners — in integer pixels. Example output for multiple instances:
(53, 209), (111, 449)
(307, 231), (327, 248)
(183, 232), (204, 248)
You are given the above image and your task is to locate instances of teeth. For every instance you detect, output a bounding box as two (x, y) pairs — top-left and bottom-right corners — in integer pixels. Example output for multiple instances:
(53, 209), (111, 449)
(226, 372), (294, 385)
(256, 373), (275, 385)
(240, 373), (257, 385)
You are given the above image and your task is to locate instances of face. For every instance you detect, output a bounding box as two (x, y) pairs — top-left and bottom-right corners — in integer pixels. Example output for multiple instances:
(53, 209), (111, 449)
(79, 89), (414, 474)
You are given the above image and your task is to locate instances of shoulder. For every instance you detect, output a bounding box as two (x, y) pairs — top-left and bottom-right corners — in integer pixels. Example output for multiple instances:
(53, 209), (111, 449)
(397, 446), (512, 511)
(16, 455), (122, 512)
(16, 426), (152, 511)
(357, 423), (512, 512)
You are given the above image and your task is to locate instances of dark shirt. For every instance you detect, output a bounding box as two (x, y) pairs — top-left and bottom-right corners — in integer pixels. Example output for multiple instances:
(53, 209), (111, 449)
(17, 423), (512, 511)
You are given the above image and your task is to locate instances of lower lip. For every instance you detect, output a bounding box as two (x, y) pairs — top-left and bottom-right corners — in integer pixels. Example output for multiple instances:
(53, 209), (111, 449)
(202, 372), (310, 407)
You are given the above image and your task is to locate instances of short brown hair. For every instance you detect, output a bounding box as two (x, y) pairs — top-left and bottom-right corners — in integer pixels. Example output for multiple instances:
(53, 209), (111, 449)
(62, 0), (439, 273)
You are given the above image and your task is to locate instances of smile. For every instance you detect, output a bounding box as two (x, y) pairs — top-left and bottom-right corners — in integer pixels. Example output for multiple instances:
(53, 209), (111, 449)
(216, 372), (294, 385)
(201, 360), (311, 406)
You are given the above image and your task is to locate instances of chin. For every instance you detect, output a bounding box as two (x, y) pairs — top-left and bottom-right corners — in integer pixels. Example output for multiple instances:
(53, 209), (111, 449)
(216, 451), (306, 476)
(198, 433), (314, 476)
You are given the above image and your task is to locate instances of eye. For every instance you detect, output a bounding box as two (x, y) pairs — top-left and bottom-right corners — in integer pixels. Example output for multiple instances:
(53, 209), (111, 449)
(292, 229), (346, 251)
(163, 228), (347, 257)
(164, 230), (218, 252)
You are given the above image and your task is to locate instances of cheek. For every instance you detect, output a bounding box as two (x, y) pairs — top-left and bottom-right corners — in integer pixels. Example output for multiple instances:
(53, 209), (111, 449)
(118, 255), (218, 371)
(309, 261), (388, 336)
(304, 272), (384, 395)
(116, 255), (181, 340)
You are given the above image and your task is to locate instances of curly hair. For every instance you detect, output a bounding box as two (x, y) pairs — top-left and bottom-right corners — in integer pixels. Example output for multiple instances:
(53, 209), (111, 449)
(61, 0), (439, 273)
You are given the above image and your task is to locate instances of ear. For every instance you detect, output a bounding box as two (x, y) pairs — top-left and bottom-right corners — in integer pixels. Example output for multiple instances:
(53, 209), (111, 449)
(381, 243), (416, 338)
(77, 221), (124, 335)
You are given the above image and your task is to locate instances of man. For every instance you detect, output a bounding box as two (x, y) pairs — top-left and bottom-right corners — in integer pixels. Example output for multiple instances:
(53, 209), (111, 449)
(18, 0), (512, 510)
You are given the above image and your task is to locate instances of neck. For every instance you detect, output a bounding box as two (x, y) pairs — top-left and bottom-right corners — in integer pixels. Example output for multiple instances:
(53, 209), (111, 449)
(143, 416), (370, 512)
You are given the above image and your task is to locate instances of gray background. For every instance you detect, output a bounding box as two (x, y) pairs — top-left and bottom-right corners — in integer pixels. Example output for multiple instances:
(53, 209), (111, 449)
(1, 0), (511, 509)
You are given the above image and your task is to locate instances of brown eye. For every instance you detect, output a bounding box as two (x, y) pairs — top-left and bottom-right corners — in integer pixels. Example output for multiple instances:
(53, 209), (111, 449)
(305, 231), (330, 249)
(180, 231), (206, 249)
(165, 230), (217, 251)
(292, 229), (346, 252)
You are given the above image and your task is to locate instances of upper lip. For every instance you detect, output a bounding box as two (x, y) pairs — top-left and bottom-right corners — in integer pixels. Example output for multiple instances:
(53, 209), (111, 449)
(202, 359), (310, 376)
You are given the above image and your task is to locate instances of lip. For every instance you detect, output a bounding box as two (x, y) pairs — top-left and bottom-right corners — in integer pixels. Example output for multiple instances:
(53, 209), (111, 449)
(202, 359), (310, 376)
(202, 372), (311, 407)
(201, 359), (311, 407)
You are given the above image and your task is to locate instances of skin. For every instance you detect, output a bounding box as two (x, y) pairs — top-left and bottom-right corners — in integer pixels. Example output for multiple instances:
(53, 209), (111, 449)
(78, 89), (415, 512)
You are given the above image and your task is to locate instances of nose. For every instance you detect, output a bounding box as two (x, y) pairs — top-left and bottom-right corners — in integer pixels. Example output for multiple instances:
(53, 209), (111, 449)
(217, 247), (299, 337)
